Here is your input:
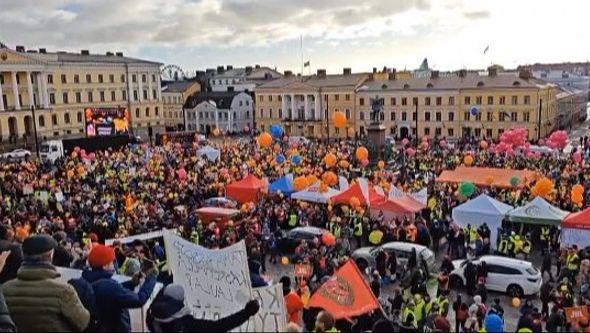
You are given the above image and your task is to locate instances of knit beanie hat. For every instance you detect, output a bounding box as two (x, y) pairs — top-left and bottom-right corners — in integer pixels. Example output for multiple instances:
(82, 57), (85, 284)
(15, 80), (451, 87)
(88, 244), (116, 268)
(164, 284), (185, 302)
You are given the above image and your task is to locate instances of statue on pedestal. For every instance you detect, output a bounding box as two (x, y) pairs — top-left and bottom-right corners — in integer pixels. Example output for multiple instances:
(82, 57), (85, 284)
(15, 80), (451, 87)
(370, 96), (384, 125)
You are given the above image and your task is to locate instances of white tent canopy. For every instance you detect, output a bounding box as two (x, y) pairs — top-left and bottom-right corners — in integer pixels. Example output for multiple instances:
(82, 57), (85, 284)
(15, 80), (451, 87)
(197, 146), (220, 162)
(452, 194), (514, 247)
(507, 196), (569, 226)
(291, 181), (340, 204)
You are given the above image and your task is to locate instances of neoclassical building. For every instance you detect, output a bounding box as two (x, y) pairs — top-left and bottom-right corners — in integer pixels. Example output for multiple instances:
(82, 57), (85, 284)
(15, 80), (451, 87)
(0, 45), (164, 145)
(185, 91), (253, 134)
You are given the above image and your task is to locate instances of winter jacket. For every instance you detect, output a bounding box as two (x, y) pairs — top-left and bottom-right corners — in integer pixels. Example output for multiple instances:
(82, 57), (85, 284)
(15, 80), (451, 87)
(2, 262), (90, 332)
(146, 293), (252, 332)
(0, 292), (16, 332)
(0, 241), (22, 284)
(81, 268), (156, 332)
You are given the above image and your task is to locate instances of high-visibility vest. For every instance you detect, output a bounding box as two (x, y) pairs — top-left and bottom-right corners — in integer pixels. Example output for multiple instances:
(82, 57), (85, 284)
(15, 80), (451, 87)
(403, 308), (417, 327)
(498, 239), (509, 255)
(425, 300), (434, 316)
(567, 253), (580, 270)
(414, 299), (426, 323)
(289, 214), (298, 227)
(540, 227), (549, 241)
(330, 222), (341, 238)
(354, 220), (363, 237)
(523, 240), (531, 254)
(436, 296), (449, 315)
(470, 228), (478, 242)
(514, 239), (524, 253)
(190, 231), (200, 245)
(517, 328), (532, 333)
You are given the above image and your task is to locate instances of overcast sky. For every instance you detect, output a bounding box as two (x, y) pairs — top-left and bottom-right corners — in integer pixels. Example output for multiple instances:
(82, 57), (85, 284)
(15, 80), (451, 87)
(1, 0), (589, 75)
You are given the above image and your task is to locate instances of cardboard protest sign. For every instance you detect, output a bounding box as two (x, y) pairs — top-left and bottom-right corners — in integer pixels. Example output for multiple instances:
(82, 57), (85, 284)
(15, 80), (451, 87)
(234, 284), (287, 332)
(566, 306), (589, 327)
(163, 232), (252, 320)
(105, 228), (176, 246)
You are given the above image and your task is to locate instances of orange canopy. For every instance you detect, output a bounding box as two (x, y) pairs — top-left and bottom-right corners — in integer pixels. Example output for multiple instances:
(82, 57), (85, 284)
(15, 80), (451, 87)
(309, 260), (380, 319)
(436, 166), (537, 188)
(226, 174), (267, 203)
(330, 183), (385, 207)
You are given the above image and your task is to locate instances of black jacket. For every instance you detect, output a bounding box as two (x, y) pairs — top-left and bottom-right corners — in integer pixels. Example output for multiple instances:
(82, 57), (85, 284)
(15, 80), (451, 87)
(147, 293), (253, 332)
(0, 292), (15, 332)
(0, 241), (22, 284)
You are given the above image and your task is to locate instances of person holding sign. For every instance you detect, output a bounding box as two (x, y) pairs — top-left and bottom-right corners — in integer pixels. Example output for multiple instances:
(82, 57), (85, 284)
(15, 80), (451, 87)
(146, 284), (260, 332)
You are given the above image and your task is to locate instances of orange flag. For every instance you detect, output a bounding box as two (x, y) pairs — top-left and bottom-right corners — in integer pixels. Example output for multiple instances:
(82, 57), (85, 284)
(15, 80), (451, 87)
(309, 260), (380, 319)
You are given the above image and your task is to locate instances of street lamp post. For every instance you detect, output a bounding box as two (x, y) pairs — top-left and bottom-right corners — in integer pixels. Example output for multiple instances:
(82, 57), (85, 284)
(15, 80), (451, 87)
(414, 100), (419, 146)
(30, 106), (40, 158)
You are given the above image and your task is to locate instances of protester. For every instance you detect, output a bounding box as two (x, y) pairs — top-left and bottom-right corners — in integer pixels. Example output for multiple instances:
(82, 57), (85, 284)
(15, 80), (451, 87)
(2, 235), (89, 332)
(281, 276), (304, 325)
(0, 226), (22, 284)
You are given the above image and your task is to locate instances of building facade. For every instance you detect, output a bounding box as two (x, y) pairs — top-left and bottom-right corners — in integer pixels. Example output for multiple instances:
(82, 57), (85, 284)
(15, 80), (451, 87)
(161, 81), (201, 130)
(356, 69), (559, 141)
(210, 65), (282, 92)
(185, 91), (253, 134)
(0, 45), (163, 146)
(255, 69), (369, 138)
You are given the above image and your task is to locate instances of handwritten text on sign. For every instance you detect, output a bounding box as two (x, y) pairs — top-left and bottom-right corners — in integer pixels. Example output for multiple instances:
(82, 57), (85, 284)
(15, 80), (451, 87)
(163, 232), (252, 320)
(235, 284), (286, 332)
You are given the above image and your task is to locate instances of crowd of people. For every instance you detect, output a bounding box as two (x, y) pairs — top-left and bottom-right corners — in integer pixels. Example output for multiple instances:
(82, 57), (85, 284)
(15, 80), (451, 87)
(0, 132), (589, 332)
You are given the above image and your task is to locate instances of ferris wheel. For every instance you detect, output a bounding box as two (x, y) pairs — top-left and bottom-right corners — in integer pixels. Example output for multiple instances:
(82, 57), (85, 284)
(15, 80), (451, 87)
(160, 64), (187, 81)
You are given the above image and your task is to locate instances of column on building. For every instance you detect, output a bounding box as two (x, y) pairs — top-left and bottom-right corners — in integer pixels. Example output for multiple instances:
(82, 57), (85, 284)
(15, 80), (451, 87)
(0, 72), (4, 111)
(315, 93), (321, 120)
(12, 72), (20, 110)
(304, 95), (308, 121)
(156, 76), (162, 102)
(26, 72), (34, 108)
(228, 106), (232, 132)
(37, 73), (46, 107)
(290, 94), (295, 119)
(147, 72), (153, 101)
(281, 94), (287, 119)
(138, 73), (143, 102)
(195, 106), (200, 132)
(126, 72), (133, 103)
(214, 105), (219, 128)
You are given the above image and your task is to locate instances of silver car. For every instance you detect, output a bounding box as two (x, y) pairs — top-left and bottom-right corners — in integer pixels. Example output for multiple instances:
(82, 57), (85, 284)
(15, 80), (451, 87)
(352, 241), (437, 275)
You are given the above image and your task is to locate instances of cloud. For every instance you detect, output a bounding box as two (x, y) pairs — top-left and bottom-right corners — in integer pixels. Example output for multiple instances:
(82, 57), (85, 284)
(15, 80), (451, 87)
(462, 10), (490, 19)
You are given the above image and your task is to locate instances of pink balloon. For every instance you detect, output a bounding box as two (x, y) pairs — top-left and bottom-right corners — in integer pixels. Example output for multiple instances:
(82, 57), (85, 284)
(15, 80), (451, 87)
(254, 153), (261, 161)
(439, 140), (447, 148)
(361, 159), (370, 167)
(177, 168), (187, 181)
(574, 152), (582, 163)
(401, 138), (409, 146)
(74, 147), (81, 153)
(539, 139), (546, 146)
(406, 148), (416, 157)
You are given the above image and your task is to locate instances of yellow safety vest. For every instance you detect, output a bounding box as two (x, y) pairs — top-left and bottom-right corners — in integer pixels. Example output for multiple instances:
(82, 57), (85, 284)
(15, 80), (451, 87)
(354, 220), (363, 237)
(289, 214), (298, 227)
(540, 227), (549, 241)
(498, 240), (508, 254)
(567, 253), (580, 270)
(523, 240), (531, 254)
(403, 308), (417, 327)
(514, 239), (524, 253)
(437, 297), (449, 314)
(415, 299), (425, 323)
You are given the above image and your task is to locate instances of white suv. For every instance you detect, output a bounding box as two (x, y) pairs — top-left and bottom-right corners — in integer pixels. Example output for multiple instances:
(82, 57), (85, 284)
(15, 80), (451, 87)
(449, 255), (542, 297)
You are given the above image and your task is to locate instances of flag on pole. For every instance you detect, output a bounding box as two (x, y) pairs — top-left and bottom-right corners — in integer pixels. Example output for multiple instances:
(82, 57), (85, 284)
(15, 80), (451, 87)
(304, 61), (310, 67)
(483, 45), (490, 54)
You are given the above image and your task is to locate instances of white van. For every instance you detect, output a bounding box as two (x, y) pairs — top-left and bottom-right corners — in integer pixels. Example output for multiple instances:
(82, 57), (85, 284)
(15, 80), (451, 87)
(40, 140), (65, 163)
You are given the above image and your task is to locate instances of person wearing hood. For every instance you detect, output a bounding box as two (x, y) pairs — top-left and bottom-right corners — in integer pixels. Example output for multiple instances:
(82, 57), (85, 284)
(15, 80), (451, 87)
(484, 308), (504, 332)
(248, 260), (268, 288)
(146, 284), (259, 332)
(81, 244), (156, 332)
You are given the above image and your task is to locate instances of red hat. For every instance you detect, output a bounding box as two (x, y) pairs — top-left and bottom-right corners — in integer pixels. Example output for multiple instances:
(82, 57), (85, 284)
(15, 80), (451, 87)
(88, 244), (116, 268)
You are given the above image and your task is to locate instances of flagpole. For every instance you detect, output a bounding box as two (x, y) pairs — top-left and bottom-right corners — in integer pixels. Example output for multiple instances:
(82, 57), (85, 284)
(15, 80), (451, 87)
(300, 35), (303, 78)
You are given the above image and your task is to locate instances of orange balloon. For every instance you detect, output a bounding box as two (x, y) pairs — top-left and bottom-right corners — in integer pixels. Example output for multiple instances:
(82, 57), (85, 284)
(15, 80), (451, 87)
(349, 196), (361, 207)
(212, 128), (221, 136)
(355, 147), (369, 161)
(339, 160), (350, 169)
(294, 176), (309, 191)
(572, 190), (584, 204)
(377, 160), (385, 169)
(324, 153), (337, 167)
(333, 111), (347, 128)
(532, 177), (554, 199)
(322, 171), (338, 186)
(258, 132), (273, 148)
(464, 155), (474, 166)
(347, 127), (355, 137)
(306, 175), (318, 186)
(573, 184), (585, 195)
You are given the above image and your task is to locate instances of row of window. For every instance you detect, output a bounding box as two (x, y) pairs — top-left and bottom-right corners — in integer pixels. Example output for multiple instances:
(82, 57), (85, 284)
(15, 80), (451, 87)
(258, 94), (352, 102)
(212, 78), (242, 85)
(47, 73), (157, 85)
(357, 95), (532, 106)
(36, 112), (83, 128)
(198, 111), (250, 120)
(50, 88), (158, 105)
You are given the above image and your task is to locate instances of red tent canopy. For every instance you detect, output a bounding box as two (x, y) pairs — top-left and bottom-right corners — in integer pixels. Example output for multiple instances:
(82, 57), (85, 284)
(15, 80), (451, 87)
(372, 195), (425, 214)
(562, 208), (590, 229)
(331, 183), (385, 206)
(226, 174), (267, 203)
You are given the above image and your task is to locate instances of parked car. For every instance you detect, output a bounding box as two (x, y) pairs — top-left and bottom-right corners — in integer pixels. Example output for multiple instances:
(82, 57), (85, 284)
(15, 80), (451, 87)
(1, 149), (31, 160)
(352, 242), (437, 275)
(278, 226), (328, 253)
(449, 255), (542, 297)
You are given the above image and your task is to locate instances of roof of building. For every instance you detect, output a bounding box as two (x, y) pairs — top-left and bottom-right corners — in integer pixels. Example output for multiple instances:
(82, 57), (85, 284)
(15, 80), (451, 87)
(0, 46), (161, 65)
(360, 72), (547, 92)
(211, 66), (282, 79)
(258, 73), (369, 90)
(186, 91), (249, 109)
(162, 81), (199, 93)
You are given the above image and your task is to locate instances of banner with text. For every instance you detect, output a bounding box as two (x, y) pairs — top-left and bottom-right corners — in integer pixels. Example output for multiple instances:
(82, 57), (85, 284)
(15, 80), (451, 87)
(163, 232), (252, 320)
(234, 283), (286, 332)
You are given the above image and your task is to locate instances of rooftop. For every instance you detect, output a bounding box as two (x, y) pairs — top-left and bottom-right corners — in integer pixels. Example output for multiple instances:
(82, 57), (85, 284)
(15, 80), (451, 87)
(186, 91), (247, 109)
(162, 81), (199, 93)
(258, 72), (369, 89)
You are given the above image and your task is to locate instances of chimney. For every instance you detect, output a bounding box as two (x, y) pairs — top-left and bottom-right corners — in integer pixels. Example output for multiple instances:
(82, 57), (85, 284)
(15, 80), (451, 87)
(15, 45), (25, 52)
(431, 70), (439, 79)
(206, 68), (215, 74)
(226, 65), (233, 70)
(317, 69), (327, 78)
(255, 64), (260, 69)
(458, 69), (467, 78)
(284, 70), (293, 77)
(245, 66), (253, 74)
(38, 48), (46, 54)
(369, 74), (374, 81)
(81, 50), (89, 55)
(519, 69), (532, 80)
(115, 52), (123, 57)
(373, 67), (377, 74)
(343, 68), (352, 75)
(216, 66), (225, 74)
(488, 67), (497, 77)
(106, 51), (114, 56)
(390, 68), (397, 80)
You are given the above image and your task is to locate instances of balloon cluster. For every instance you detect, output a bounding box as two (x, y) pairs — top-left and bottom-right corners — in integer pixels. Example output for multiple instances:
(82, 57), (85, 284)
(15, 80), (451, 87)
(496, 128), (528, 154)
(545, 130), (568, 150)
(572, 184), (585, 205)
(532, 177), (554, 199)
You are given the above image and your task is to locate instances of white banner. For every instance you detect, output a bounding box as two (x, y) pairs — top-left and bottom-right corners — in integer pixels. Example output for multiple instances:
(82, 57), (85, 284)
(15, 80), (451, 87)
(163, 232), (252, 320)
(562, 227), (590, 249)
(56, 267), (163, 332)
(234, 284), (287, 332)
(105, 229), (176, 246)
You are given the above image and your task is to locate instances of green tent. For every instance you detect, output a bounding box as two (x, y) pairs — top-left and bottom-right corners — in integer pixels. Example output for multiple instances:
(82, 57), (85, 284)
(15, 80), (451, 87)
(507, 196), (569, 226)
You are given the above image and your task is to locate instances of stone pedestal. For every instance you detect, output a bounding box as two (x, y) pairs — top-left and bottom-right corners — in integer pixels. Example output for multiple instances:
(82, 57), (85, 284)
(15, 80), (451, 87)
(367, 123), (386, 162)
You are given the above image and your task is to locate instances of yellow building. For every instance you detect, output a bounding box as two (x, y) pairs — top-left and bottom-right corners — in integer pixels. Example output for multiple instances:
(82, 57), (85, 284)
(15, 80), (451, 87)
(356, 68), (558, 140)
(0, 45), (164, 146)
(161, 81), (201, 131)
(255, 69), (369, 138)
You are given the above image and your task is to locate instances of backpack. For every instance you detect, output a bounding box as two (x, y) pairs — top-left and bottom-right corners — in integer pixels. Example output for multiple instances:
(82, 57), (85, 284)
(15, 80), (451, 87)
(68, 277), (104, 332)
